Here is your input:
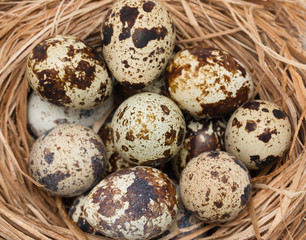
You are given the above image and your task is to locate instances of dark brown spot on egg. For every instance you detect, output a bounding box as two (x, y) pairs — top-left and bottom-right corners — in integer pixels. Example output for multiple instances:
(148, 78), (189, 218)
(122, 60), (130, 68)
(245, 120), (257, 132)
(242, 101), (260, 111)
(214, 200), (223, 208)
(125, 130), (135, 141)
(91, 154), (104, 178)
(205, 188), (210, 201)
(89, 138), (105, 156)
(38, 170), (71, 192)
(232, 117), (242, 128)
(240, 184), (252, 207)
(177, 127), (185, 146)
(119, 106), (128, 119)
(163, 149), (171, 158)
(272, 109), (287, 119)
(122, 145), (129, 152)
(76, 217), (94, 233)
(119, 6), (139, 41)
(257, 128), (277, 143)
(165, 129), (176, 145)
(121, 81), (146, 90)
(256, 155), (280, 168)
(143, 1), (155, 12)
(221, 175), (228, 183)
(132, 27), (168, 48)
(262, 108), (269, 112)
(161, 105), (170, 115)
(250, 155), (260, 162)
(210, 170), (219, 178)
(44, 148), (54, 164)
(31, 40), (50, 61)
(102, 24), (114, 46)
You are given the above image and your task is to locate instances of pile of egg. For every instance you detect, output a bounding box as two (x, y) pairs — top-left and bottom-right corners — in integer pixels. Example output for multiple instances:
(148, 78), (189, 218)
(26, 0), (292, 239)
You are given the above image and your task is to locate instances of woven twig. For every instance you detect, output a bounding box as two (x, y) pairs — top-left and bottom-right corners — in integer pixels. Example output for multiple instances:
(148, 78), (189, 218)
(0, 0), (305, 239)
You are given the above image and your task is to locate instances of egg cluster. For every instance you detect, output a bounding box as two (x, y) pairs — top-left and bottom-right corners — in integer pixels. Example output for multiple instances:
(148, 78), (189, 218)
(26, 0), (292, 239)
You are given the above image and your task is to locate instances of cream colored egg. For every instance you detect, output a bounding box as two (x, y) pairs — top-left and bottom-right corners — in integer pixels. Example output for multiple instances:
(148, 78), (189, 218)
(225, 100), (292, 169)
(111, 92), (186, 166)
(29, 123), (107, 197)
(166, 46), (254, 118)
(27, 35), (113, 110)
(84, 166), (178, 240)
(27, 91), (115, 137)
(101, 0), (175, 89)
(180, 151), (252, 223)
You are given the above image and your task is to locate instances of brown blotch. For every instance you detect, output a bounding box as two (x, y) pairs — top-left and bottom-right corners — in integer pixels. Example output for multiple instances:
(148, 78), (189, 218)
(143, 1), (155, 12)
(205, 188), (210, 201)
(165, 129), (176, 145)
(256, 155), (280, 168)
(272, 109), (287, 119)
(176, 127), (185, 146)
(221, 175), (228, 183)
(161, 105), (170, 115)
(119, 6), (139, 41)
(232, 117), (242, 128)
(91, 154), (105, 178)
(132, 27), (168, 49)
(125, 130), (135, 141)
(31, 40), (51, 62)
(38, 170), (71, 192)
(44, 148), (54, 164)
(242, 101), (261, 111)
(163, 149), (171, 158)
(210, 170), (219, 178)
(121, 81), (146, 90)
(261, 108), (269, 112)
(240, 184), (252, 207)
(214, 200), (223, 208)
(121, 145), (129, 152)
(119, 106), (128, 119)
(245, 120), (257, 132)
(102, 24), (114, 46)
(257, 128), (277, 143)
(122, 60), (130, 68)
(250, 155), (260, 162)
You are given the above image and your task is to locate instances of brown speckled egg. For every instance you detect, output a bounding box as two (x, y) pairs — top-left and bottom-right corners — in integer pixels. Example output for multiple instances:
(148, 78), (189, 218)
(111, 92), (186, 166)
(84, 166), (179, 240)
(172, 117), (226, 178)
(98, 122), (135, 175)
(180, 151), (252, 223)
(68, 193), (95, 234)
(166, 46), (254, 118)
(27, 35), (113, 110)
(225, 100), (292, 169)
(101, 0), (175, 89)
(29, 123), (106, 197)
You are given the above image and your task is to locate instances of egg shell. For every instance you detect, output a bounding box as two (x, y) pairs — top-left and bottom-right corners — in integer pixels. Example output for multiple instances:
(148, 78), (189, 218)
(27, 91), (115, 137)
(111, 92), (186, 166)
(172, 117), (226, 178)
(68, 193), (95, 234)
(225, 100), (292, 169)
(29, 123), (107, 197)
(180, 151), (252, 223)
(101, 0), (175, 89)
(84, 166), (179, 240)
(27, 35), (113, 110)
(98, 122), (135, 175)
(166, 46), (254, 118)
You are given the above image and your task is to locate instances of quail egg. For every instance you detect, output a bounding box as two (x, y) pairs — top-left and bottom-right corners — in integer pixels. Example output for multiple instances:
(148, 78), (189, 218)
(225, 100), (292, 169)
(111, 92), (185, 166)
(29, 123), (107, 197)
(101, 0), (175, 89)
(27, 91), (115, 137)
(166, 46), (254, 118)
(180, 151), (252, 223)
(172, 117), (226, 178)
(27, 35), (113, 109)
(84, 166), (179, 240)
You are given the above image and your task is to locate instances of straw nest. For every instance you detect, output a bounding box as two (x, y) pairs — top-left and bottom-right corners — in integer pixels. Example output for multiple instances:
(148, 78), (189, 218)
(0, 0), (305, 239)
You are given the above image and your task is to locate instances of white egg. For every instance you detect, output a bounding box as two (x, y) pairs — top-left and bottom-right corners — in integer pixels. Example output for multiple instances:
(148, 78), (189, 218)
(111, 92), (186, 166)
(101, 0), (175, 89)
(225, 100), (292, 169)
(29, 123), (107, 197)
(27, 35), (113, 110)
(27, 91), (115, 137)
(166, 47), (254, 118)
(84, 166), (179, 240)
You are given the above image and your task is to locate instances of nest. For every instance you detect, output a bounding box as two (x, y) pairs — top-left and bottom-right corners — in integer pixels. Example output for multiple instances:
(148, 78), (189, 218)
(0, 0), (305, 239)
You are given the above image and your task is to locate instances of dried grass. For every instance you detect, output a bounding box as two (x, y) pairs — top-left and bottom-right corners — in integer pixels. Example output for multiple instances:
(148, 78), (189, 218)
(0, 0), (305, 239)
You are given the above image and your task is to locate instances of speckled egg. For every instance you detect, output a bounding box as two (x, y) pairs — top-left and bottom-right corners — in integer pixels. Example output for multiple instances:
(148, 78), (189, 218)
(29, 123), (107, 197)
(98, 122), (134, 175)
(180, 151), (252, 223)
(172, 117), (226, 178)
(166, 46), (254, 118)
(27, 35), (113, 110)
(101, 0), (175, 89)
(68, 193), (95, 234)
(111, 92), (186, 166)
(84, 166), (179, 240)
(225, 100), (292, 169)
(27, 91), (115, 137)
